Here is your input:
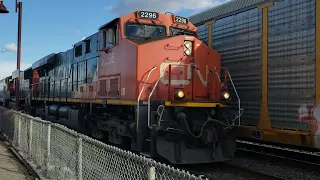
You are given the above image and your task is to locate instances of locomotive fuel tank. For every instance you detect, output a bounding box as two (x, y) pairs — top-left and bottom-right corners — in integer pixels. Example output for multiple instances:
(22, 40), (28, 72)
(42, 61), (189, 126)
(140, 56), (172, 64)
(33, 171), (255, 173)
(58, 106), (72, 119)
(56, 106), (83, 132)
(48, 105), (59, 117)
(44, 105), (83, 132)
(46, 105), (60, 122)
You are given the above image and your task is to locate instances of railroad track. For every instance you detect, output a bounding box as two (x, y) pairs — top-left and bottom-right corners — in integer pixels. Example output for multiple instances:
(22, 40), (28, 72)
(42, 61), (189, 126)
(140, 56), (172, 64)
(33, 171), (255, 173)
(175, 140), (320, 180)
(236, 139), (320, 166)
(179, 162), (286, 180)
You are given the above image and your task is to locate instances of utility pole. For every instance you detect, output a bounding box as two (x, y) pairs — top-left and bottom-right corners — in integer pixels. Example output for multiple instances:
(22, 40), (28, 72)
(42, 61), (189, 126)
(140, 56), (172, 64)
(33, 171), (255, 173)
(15, 0), (22, 109)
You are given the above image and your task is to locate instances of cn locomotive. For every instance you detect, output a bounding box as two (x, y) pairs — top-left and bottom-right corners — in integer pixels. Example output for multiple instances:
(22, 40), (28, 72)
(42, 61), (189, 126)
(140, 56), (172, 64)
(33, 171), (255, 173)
(0, 10), (241, 164)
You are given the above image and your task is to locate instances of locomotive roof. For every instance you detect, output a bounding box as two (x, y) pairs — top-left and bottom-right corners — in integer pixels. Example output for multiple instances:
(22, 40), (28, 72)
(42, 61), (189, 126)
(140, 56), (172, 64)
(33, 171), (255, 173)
(32, 53), (56, 70)
(99, 18), (120, 30)
(189, 0), (273, 25)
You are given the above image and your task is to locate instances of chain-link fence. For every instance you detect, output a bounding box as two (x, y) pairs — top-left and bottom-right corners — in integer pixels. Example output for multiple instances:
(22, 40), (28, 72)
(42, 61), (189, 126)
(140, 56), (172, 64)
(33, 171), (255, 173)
(0, 107), (203, 180)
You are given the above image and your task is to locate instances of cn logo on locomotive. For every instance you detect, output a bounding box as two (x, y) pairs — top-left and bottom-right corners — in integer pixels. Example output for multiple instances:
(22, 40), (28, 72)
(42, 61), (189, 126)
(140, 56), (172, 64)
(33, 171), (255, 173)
(159, 62), (209, 86)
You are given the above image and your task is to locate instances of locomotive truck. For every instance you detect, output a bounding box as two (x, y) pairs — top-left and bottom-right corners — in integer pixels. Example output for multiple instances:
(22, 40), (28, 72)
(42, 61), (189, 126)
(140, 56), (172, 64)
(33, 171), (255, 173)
(0, 10), (242, 164)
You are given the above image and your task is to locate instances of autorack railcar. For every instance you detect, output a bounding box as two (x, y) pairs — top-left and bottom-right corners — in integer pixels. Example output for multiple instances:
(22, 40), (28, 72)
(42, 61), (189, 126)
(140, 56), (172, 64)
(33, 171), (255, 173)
(189, 0), (320, 150)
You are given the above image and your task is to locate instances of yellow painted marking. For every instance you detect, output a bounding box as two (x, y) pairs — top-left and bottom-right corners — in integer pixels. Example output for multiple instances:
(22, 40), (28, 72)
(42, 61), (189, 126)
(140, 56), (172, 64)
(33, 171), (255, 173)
(237, 126), (313, 147)
(67, 98), (103, 104)
(205, 19), (216, 48)
(258, 2), (274, 9)
(263, 130), (276, 136)
(258, 3), (273, 130)
(107, 99), (137, 105)
(165, 101), (227, 107)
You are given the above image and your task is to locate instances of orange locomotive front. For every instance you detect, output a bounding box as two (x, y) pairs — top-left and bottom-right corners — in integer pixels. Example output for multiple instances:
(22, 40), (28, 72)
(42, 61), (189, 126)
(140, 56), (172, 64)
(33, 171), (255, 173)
(94, 11), (241, 164)
(10, 10), (241, 165)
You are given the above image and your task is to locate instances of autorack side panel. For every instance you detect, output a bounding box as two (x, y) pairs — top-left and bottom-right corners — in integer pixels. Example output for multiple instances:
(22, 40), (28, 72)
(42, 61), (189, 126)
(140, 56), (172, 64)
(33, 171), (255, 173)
(197, 24), (208, 45)
(267, 0), (315, 131)
(189, 0), (320, 148)
(211, 8), (263, 126)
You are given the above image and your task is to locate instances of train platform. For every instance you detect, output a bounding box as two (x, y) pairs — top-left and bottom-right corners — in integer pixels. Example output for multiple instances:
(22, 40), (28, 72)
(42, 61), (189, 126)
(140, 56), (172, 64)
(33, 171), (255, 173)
(0, 139), (35, 180)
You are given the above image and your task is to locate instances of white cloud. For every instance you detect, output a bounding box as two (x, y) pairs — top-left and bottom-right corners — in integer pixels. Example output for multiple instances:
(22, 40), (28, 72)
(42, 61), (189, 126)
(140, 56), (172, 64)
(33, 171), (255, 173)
(1, 43), (17, 52)
(0, 60), (32, 79)
(106, 0), (231, 16)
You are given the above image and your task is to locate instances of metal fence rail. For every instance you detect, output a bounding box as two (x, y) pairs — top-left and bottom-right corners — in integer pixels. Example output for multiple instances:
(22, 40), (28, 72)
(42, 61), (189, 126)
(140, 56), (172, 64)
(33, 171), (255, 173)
(0, 107), (202, 180)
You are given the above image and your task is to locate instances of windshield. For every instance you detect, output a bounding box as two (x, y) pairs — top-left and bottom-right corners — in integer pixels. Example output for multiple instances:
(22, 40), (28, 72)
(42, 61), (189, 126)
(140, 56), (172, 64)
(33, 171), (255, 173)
(170, 27), (196, 36)
(125, 23), (166, 38)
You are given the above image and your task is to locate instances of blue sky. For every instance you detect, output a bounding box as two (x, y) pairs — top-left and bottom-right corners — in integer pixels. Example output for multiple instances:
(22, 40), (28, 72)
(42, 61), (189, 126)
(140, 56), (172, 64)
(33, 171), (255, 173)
(0, 0), (229, 78)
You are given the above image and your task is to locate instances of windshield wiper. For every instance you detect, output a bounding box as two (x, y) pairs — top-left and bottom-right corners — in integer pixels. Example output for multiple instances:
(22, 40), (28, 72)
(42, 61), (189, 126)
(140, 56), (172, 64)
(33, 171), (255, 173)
(134, 19), (153, 40)
(134, 19), (145, 34)
(151, 20), (162, 34)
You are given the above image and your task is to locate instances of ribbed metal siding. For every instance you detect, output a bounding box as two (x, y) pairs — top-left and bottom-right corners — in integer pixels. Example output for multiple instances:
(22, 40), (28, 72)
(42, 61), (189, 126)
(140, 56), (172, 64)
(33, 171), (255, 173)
(190, 0), (270, 25)
(211, 8), (262, 126)
(268, 0), (315, 130)
(197, 24), (208, 45)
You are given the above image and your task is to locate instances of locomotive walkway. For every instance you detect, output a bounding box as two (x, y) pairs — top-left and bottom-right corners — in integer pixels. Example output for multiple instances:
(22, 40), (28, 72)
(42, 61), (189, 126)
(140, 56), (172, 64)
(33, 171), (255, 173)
(0, 138), (35, 180)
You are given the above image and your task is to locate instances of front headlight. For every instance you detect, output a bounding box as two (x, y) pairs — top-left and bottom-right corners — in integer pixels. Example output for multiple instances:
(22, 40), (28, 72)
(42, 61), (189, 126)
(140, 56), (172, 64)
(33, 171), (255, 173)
(184, 49), (192, 56)
(175, 90), (185, 99)
(184, 41), (192, 56)
(222, 91), (231, 100)
(184, 41), (192, 48)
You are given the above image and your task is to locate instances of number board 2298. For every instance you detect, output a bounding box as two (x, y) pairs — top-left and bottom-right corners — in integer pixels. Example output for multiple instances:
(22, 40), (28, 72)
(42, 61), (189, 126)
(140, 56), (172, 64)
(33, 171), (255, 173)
(175, 16), (188, 24)
(138, 11), (159, 19)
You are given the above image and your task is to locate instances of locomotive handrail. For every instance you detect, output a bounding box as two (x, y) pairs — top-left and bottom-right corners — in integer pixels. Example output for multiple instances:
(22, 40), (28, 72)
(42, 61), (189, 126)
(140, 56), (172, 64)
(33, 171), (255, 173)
(227, 69), (241, 126)
(147, 67), (167, 129)
(136, 66), (157, 132)
(217, 67), (241, 126)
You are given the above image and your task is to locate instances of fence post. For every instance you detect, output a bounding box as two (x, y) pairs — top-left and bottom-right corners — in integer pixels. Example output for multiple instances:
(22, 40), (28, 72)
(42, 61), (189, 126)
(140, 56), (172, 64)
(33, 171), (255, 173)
(148, 167), (156, 180)
(17, 113), (21, 147)
(46, 123), (51, 176)
(77, 138), (83, 180)
(28, 118), (33, 157)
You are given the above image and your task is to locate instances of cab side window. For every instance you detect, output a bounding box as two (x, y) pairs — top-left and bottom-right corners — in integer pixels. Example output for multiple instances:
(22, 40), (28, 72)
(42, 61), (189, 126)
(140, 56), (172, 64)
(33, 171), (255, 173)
(75, 44), (82, 57)
(102, 25), (119, 49)
(109, 25), (119, 45)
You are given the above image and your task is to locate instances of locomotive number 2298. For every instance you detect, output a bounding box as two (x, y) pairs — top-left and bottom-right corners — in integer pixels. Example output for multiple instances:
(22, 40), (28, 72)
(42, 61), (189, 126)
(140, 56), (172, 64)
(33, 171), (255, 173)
(175, 16), (188, 24)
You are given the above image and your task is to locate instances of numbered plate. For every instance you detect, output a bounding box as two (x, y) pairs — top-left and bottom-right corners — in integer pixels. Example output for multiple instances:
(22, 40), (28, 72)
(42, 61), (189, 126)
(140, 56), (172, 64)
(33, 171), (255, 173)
(175, 16), (188, 24)
(138, 11), (159, 19)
